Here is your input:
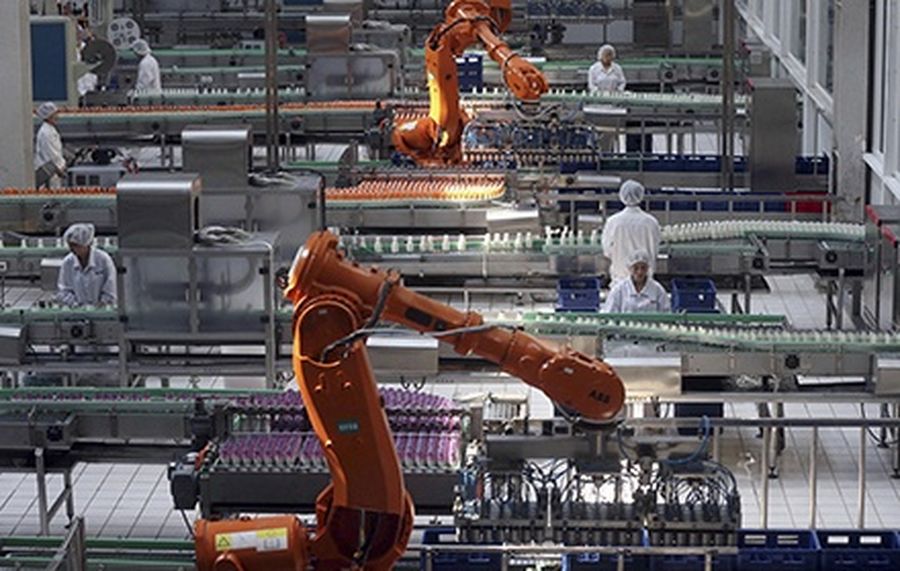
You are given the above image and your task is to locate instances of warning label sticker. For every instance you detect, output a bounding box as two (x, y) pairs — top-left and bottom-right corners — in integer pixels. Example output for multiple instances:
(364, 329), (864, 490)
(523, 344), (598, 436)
(215, 528), (289, 552)
(215, 535), (232, 551)
(256, 528), (289, 552)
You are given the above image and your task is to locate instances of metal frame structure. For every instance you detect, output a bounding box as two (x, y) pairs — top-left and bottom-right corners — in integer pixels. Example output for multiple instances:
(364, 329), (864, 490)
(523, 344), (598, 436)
(2, 389), (900, 537)
(737, 0), (875, 222)
(865, 0), (900, 206)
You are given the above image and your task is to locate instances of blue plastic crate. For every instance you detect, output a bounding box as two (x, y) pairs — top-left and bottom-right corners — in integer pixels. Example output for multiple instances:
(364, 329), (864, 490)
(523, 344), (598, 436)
(650, 552), (736, 571)
(817, 530), (900, 570)
(671, 278), (717, 312)
(737, 529), (821, 571)
(557, 277), (602, 312)
(701, 201), (730, 212)
(558, 277), (602, 290)
(648, 536), (735, 571)
(692, 155), (726, 172)
(564, 550), (648, 571)
(674, 402), (724, 436)
(421, 528), (501, 571)
(456, 54), (483, 92)
(563, 529), (649, 571)
(733, 200), (763, 212)
(795, 155), (830, 175)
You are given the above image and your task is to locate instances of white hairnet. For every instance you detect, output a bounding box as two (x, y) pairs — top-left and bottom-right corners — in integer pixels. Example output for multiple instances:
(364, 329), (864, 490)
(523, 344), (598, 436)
(627, 249), (652, 268)
(597, 44), (616, 61)
(64, 223), (95, 247)
(36, 102), (59, 121)
(131, 39), (151, 56)
(619, 179), (645, 207)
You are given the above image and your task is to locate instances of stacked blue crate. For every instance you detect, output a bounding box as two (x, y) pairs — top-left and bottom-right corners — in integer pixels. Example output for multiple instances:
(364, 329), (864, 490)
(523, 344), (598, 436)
(816, 530), (900, 570)
(421, 528), (501, 571)
(563, 530), (649, 571)
(737, 530), (821, 571)
(671, 278), (723, 427)
(414, 527), (900, 570)
(671, 279), (718, 313)
(647, 538), (736, 571)
(457, 54), (484, 92)
(557, 277), (602, 312)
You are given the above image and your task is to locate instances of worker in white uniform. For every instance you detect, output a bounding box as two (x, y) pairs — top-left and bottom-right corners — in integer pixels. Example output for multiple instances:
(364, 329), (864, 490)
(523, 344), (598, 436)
(588, 44), (626, 150)
(132, 39), (161, 94)
(588, 44), (626, 94)
(34, 102), (67, 189)
(601, 180), (661, 283)
(602, 249), (670, 313)
(57, 223), (118, 308)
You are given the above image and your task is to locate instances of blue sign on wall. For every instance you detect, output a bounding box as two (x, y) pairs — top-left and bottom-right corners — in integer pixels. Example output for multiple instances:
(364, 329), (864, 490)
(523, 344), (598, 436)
(31, 20), (69, 102)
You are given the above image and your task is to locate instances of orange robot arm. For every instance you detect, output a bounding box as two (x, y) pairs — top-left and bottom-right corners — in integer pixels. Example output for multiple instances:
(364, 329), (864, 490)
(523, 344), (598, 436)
(285, 231), (625, 423)
(195, 231), (624, 571)
(393, 0), (549, 165)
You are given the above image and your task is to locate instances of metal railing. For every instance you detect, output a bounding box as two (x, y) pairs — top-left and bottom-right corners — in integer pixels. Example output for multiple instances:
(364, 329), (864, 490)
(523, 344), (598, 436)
(44, 517), (86, 571)
(630, 411), (900, 529)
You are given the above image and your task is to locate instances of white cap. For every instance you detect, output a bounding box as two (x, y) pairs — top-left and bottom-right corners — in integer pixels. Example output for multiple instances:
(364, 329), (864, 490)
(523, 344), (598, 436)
(131, 39), (151, 56)
(619, 179), (645, 207)
(63, 223), (95, 247)
(628, 249), (652, 268)
(598, 44), (616, 61)
(36, 101), (59, 121)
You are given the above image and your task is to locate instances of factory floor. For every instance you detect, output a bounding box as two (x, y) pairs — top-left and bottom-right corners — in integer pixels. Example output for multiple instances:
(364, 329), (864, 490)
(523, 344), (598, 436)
(1, 273), (898, 540)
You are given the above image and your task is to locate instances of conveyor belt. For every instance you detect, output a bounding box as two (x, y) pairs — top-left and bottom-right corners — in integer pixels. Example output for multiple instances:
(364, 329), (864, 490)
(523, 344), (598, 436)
(326, 174), (507, 206)
(55, 99), (383, 119)
(512, 312), (900, 353)
(61, 88), (742, 122)
(0, 187), (112, 196)
(343, 220), (866, 257)
(0, 175), (506, 207)
(5, 302), (892, 355)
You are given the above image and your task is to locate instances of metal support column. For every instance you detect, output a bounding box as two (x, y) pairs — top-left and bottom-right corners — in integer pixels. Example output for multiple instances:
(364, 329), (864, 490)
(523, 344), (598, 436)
(720, 0), (736, 192)
(64, 469), (75, 522)
(893, 403), (900, 479)
(857, 425), (866, 528)
(832, 0), (869, 222)
(760, 427), (771, 528)
(808, 426), (818, 528)
(0, 1), (35, 188)
(743, 273), (752, 314)
(35, 448), (50, 536)
(836, 268), (846, 330)
(264, 0), (280, 171)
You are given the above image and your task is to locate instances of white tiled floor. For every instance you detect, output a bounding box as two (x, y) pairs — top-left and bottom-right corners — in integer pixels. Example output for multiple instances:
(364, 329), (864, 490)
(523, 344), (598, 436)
(1, 273), (898, 539)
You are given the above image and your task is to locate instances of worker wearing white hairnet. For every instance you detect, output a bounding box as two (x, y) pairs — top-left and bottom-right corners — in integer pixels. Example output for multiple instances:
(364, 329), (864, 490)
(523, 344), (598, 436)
(601, 180), (661, 283)
(57, 223), (117, 308)
(588, 44), (626, 94)
(602, 249), (670, 313)
(34, 102), (67, 189)
(132, 39), (161, 93)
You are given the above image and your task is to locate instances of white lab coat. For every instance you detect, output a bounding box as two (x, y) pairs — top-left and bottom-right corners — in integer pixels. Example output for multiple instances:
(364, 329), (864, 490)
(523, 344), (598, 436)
(57, 248), (118, 308)
(34, 121), (66, 189)
(602, 277), (670, 314)
(601, 206), (661, 283)
(135, 53), (161, 93)
(77, 72), (98, 96)
(588, 61), (627, 93)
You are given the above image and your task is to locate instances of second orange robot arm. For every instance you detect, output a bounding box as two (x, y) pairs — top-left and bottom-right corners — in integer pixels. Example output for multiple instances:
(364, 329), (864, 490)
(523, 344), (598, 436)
(392, 0), (549, 165)
(285, 231), (625, 424)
